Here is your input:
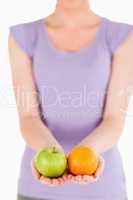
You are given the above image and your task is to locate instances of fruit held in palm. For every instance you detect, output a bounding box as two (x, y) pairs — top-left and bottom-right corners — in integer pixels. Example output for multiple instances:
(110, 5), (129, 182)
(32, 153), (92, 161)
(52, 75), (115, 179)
(68, 146), (99, 175)
(34, 147), (67, 178)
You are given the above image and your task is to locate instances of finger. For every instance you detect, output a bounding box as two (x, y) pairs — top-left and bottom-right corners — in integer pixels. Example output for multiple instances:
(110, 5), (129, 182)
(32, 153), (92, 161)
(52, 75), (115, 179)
(62, 173), (74, 181)
(30, 160), (40, 180)
(40, 176), (52, 185)
(58, 177), (65, 184)
(40, 175), (65, 186)
(62, 173), (68, 181)
(69, 175), (77, 183)
(69, 176), (78, 183)
(74, 175), (82, 181)
(32, 168), (40, 180)
(49, 178), (64, 187)
(82, 175), (96, 182)
(50, 176), (66, 186)
(71, 175), (88, 184)
(95, 157), (105, 178)
(51, 178), (60, 185)
(67, 174), (74, 181)
(78, 176), (95, 184)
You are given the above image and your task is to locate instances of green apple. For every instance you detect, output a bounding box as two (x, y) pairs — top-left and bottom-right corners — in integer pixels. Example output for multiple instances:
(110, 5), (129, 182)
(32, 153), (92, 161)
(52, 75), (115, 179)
(34, 147), (67, 178)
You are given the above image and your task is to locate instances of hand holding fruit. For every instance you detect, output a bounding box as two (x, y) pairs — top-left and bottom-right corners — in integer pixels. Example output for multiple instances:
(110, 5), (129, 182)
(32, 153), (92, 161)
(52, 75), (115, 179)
(66, 146), (104, 184)
(31, 146), (68, 186)
(31, 160), (68, 186)
(31, 146), (104, 186)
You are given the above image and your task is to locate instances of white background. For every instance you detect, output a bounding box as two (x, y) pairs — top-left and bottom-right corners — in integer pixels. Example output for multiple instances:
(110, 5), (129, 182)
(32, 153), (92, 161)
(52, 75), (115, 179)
(0, 0), (133, 199)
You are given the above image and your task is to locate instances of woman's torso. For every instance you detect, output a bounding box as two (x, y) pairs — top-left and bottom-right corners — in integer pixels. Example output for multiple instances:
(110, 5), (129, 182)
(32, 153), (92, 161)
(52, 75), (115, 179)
(9, 16), (133, 199)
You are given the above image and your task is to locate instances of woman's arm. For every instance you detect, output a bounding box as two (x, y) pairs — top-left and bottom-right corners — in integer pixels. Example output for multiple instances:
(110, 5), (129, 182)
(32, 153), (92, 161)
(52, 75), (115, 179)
(8, 33), (63, 152)
(78, 32), (133, 154)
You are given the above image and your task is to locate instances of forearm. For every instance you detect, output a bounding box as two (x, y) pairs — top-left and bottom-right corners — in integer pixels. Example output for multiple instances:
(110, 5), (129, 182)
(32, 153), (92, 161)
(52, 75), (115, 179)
(79, 117), (125, 154)
(19, 116), (63, 152)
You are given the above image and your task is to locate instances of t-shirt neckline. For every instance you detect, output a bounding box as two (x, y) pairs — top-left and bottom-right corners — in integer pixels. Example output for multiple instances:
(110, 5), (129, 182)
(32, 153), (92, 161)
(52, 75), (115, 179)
(40, 16), (107, 57)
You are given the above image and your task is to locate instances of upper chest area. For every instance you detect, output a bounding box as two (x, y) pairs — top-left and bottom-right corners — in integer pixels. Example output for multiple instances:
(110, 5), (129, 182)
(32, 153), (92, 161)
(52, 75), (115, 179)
(32, 18), (112, 87)
(33, 17), (111, 64)
(41, 18), (104, 52)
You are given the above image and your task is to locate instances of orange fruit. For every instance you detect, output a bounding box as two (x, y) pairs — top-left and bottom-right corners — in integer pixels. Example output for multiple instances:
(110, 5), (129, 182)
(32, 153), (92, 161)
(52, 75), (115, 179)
(67, 146), (99, 175)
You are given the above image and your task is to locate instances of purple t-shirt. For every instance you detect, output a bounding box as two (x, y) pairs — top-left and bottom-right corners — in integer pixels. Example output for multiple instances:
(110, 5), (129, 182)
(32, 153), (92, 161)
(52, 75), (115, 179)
(9, 17), (133, 200)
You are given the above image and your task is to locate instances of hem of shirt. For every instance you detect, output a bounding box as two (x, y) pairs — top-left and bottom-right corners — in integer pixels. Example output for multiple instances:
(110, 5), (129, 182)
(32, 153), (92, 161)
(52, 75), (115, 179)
(17, 179), (128, 200)
(17, 192), (128, 200)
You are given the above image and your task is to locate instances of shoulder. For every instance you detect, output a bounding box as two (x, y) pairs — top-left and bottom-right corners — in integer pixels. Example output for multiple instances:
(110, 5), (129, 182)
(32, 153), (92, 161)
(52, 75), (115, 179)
(9, 18), (42, 57)
(9, 18), (42, 41)
(9, 18), (41, 33)
(104, 18), (133, 53)
(105, 18), (133, 31)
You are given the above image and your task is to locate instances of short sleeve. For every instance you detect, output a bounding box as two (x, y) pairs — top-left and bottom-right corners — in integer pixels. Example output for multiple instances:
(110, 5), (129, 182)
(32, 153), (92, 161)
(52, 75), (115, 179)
(9, 22), (34, 57)
(106, 20), (133, 53)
